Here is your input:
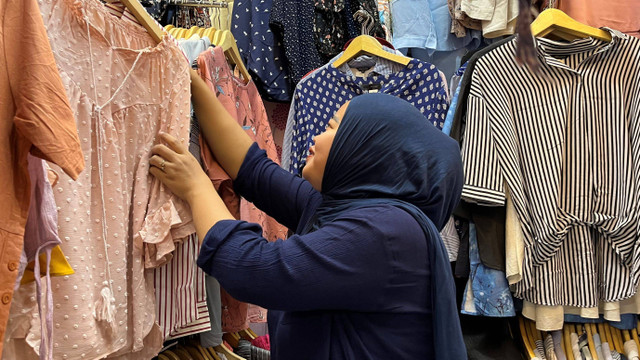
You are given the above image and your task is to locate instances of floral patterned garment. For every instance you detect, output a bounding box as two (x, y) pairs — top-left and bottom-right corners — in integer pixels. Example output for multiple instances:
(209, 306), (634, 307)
(461, 223), (515, 317)
(314, 0), (385, 62)
(197, 46), (287, 332)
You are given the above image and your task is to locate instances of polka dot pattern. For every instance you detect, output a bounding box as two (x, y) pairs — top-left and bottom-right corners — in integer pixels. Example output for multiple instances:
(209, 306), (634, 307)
(270, 0), (324, 86)
(6, 1), (195, 359)
(287, 59), (449, 175)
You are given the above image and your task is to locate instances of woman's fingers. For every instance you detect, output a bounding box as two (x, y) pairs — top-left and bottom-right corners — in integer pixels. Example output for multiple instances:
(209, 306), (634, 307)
(160, 132), (186, 154)
(149, 155), (165, 169)
(151, 144), (178, 162)
(149, 165), (167, 182)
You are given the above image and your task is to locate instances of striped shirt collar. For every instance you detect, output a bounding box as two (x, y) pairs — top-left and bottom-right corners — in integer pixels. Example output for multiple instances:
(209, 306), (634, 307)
(532, 27), (628, 67)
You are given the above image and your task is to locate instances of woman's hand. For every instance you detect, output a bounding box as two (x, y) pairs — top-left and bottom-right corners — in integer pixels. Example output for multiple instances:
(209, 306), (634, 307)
(149, 133), (212, 204)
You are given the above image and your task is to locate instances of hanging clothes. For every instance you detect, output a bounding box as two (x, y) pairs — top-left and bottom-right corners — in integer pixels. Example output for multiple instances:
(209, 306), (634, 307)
(459, 0), (519, 38)
(460, 223), (514, 317)
(5, 0), (195, 359)
(0, 0), (84, 356)
(460, 29), (640, 308)
(282, 54), (449, 175)
(196, 46), (288, 332)
(152, 36), (214, 342)
(171, 4), (214, 28)
(231, 0), (292, 102)
(558, 0), (640, 38)
(19, 158), (73, 288)
(314, 0), (384, 62)
(269, 0), (324, 86)
(448, 0), (481, 38)
(154, 234), (211, 340)
(389, 0), (481, 78)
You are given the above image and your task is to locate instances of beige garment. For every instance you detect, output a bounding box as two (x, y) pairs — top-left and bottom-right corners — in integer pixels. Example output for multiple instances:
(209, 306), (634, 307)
(209, 1), (233, 31)
(460, 0), (518, 38)
(5, 0), (194, 359)
(484, 17), (517, 38)
(522, 292), (640, 331)
(449, 0), (482, 38)
(505, 190), (525, 285)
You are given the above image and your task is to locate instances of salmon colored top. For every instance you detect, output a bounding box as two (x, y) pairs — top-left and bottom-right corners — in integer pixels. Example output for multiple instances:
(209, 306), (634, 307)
(0, 0), (84, 355)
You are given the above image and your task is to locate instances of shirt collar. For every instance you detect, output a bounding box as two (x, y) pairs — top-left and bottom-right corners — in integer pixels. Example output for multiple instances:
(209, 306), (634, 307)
(334, 46), (405, 78)
(533, 27), (627, 66)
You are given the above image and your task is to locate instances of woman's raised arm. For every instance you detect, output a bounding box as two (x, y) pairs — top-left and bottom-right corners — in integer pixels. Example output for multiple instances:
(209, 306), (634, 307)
(190, 69), (253, 180)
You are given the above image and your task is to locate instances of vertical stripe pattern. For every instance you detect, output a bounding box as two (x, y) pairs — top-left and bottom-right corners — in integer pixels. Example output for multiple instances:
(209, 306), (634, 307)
(461, 29), (640, 307)
(154, 234), (211, 339)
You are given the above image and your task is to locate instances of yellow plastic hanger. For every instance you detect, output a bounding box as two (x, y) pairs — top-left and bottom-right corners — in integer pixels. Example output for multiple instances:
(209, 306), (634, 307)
(563, 325), (575, 360)
(633, 326), (640, 351)
(165, 24), (175, 32)
(531, 8), (611, 42)
(212, 29), (224, 48)
(185, 26), (200, 39)
(173, 346), (195, 360)
(246, 328), (259, 339)
(239, 329), (256, 341)
(222, 332), (240, 348)
(584, 324), (598, 360)
(213, 344), (246, 360)
(616, 328), (625, 352)
(203, 27), (217, 44)
(197, 27), (207, 38)
(162, 350), (181, 360)
(204, 347), (222, 360)
(518, 317), (536, 359)
(596, 323), (614, 348)
(605, 323), (622, 353)
(181, 344), (205, 360)
(333, 35), (410, 68)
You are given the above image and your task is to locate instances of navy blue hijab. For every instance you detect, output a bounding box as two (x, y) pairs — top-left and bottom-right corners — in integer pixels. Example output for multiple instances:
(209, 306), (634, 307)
(304, 93), (467, 360)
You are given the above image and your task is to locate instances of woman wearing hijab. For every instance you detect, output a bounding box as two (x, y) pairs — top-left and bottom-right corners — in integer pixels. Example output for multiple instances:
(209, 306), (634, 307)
(149, 71), (467, 359)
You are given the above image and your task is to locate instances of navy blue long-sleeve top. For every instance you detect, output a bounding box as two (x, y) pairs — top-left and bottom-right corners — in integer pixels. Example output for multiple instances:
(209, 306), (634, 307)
(197, 143), (435, 359)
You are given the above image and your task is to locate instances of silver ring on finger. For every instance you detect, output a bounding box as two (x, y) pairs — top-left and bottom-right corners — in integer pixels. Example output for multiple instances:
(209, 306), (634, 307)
(160, 159), (166, 172)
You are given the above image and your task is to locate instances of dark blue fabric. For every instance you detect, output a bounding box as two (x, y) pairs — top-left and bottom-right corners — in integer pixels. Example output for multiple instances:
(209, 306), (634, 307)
(270, 0), (323, 87)
(564, 314), (638, 330)
(231, 0), (292, 102)
(308, 93), (466, 359)
(321, 93), (462, 230)
(198, 145), (436, 359)
(197, 94), (465, 359)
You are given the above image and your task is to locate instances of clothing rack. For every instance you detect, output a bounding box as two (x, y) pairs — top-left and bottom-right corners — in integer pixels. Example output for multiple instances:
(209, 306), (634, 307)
(169, 0), (229, 7)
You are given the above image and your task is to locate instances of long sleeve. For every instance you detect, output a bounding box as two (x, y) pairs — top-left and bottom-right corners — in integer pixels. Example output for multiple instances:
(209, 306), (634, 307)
(196, 205), (429, 313)
(7, 0), (84, 180)
(233, 143), (322, 232)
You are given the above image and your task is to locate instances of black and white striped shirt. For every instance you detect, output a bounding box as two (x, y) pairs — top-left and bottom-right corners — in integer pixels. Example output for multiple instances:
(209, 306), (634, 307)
(461, 28), (640, 307)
